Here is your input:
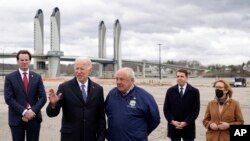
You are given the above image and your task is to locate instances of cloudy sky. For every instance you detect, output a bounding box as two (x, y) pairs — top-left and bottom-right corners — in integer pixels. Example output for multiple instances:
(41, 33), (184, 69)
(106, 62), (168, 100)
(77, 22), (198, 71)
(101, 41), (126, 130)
(1, 0), (250, 66)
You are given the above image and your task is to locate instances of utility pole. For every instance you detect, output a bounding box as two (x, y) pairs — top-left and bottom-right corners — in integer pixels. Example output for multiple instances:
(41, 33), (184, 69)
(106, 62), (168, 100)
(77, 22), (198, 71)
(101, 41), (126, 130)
(158, 44), (162, 80)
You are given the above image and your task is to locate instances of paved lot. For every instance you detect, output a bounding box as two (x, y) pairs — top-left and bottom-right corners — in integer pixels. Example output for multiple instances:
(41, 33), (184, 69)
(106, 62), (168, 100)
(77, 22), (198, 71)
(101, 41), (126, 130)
(1, 78), (250, 141)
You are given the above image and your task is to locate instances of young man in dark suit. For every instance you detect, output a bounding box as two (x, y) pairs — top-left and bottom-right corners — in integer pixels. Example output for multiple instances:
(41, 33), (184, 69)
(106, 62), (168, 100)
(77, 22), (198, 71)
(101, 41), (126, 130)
(163, 69), (200, 141)
(4, 50), (47, 141)
(46, 57), (106, 141)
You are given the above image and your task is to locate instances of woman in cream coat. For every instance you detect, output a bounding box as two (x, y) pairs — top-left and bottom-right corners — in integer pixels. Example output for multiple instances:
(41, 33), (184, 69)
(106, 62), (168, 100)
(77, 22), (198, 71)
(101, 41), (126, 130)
(203, 79), (244, 141)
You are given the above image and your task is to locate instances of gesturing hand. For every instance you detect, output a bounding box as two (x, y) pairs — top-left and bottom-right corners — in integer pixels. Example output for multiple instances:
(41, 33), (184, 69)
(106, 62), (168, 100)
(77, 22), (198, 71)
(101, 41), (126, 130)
(47, 89), (62, 108)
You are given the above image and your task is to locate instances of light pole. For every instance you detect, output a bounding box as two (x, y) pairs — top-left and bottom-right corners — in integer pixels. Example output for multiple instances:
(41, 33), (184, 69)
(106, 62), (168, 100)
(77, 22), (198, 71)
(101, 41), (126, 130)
(158, 43), (162, 80)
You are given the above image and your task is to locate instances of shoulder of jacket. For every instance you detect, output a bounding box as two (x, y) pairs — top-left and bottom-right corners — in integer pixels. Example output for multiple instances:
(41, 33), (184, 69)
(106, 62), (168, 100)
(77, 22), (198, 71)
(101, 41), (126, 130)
(228, 98), (239, 104)
(90, 80), (102, 88)
(134, 86), (151, 96)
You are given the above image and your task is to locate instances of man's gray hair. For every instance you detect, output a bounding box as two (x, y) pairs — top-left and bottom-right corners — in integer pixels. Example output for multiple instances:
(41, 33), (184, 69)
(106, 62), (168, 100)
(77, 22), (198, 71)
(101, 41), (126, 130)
(117, 67), (135, 79)
(74, 56), (92, 68)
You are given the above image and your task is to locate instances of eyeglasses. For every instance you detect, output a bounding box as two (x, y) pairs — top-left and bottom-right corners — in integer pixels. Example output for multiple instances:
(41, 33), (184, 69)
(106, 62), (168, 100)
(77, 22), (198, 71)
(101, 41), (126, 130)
(215, 86), (224, 89)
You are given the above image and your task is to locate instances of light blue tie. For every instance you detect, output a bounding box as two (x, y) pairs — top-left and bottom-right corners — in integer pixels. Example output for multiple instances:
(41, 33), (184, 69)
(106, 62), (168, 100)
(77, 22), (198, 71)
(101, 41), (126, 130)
(81, 85), (87, 102)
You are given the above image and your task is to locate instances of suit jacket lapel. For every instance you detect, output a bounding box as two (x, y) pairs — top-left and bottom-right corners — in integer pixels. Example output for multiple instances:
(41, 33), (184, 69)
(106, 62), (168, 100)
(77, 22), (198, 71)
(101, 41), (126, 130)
(16, 70), (27, 94)
(70, 78), (85, 104)
(174, 84), (179, 94)
(87, 79), (94, 102)
(214, 101), (221, 119)
(87, 79), (94, 103)
(184, 83), (192, 95)
(220, 99), (230, 116)
(27, 71), (34, 95)
(174, 84), (182, 98)
(183, 83), (193, 97)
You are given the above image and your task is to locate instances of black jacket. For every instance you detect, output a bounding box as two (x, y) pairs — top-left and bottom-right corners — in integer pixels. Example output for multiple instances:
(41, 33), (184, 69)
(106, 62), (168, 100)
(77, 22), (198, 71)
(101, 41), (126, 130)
(46, 77), (106, 141)
(163, 83), (200, 139)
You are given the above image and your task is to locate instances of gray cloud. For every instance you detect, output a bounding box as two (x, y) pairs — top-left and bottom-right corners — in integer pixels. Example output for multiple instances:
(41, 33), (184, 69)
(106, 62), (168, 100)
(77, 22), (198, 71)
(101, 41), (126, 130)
(1, 0), (250, 65)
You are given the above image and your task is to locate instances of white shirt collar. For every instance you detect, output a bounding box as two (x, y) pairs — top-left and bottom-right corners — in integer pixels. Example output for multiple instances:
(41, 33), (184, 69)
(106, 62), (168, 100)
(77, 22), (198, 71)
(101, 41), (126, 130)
(77, 79), (89, 90)
(19, 69), (29, 77)
(179, 83), (187, 92)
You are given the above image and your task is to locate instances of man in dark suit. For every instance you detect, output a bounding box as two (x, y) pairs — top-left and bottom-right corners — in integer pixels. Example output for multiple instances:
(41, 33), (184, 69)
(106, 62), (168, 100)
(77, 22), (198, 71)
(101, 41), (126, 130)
(163, 69), (200, 141)
(4, 50), (47, 141)
(46, 57), (106, 141)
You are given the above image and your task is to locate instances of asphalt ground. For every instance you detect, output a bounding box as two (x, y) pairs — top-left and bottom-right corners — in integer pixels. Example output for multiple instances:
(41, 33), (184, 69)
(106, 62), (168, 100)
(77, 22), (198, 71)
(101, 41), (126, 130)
(1, 78), (250, 141)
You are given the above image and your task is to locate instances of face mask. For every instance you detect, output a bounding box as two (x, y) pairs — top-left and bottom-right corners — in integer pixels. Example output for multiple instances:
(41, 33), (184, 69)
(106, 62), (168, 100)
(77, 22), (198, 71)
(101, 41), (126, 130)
(215, 89), (224, 98)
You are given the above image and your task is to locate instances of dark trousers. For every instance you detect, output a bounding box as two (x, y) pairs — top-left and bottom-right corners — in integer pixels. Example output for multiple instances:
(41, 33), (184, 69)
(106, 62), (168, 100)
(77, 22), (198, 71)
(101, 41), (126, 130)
(10, 119), (41, 141)
(171, 138), (194, 141)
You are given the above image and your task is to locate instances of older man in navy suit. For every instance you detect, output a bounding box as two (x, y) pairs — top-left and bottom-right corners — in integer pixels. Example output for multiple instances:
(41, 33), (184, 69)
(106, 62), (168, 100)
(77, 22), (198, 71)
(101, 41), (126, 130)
(46, 57), (106, 141)
(4, 50), (47, 141)
(163, 69), (200, 141)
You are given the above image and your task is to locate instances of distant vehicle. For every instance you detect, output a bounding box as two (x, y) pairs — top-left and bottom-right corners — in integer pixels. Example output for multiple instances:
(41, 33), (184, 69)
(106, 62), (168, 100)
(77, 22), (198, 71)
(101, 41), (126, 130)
(231, 77), (247, 87)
